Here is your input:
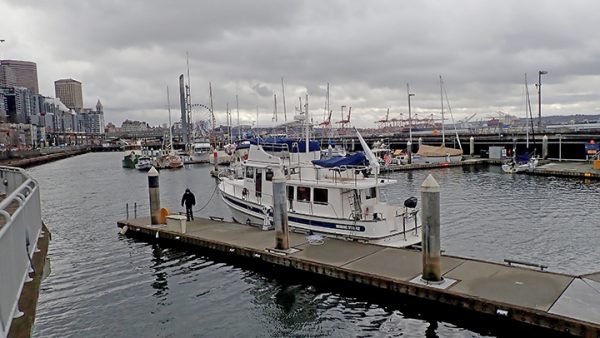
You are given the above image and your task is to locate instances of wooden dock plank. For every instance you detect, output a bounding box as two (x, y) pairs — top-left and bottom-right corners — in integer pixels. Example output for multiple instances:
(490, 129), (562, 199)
(290, 238), (383, 267)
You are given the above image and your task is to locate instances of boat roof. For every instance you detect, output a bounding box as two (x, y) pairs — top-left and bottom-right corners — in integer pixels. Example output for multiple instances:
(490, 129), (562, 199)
(312, 152), (369, 168)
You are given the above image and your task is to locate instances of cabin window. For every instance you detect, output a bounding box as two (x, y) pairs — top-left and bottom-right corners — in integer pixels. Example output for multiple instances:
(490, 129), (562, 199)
(265, 169), (273, 181)
(297, 186), (311, 202)
(365, 187), (377, 200)
(245, 167), (254, 179)
(313, 188), (328, 204)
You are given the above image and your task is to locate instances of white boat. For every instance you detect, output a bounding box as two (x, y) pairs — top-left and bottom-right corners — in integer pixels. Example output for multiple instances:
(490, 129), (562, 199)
(190, 142), (212, 162)
(154, 86), (184, 170)
(415, 144), (463, 163)
(218, 131), (422, 247)
(135, 155), (154, 170)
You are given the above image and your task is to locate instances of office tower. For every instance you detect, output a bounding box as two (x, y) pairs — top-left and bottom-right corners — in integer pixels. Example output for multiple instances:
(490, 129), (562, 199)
(0, 60), (39, 93)
(54, 78), (83, 110)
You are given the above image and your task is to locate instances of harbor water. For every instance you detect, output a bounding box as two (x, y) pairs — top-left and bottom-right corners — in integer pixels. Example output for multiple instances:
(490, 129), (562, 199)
(29, 152), (600, 337)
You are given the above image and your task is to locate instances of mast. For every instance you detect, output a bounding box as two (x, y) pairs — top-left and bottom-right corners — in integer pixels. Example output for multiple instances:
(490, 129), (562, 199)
(226, 102), (231, 144)
(305, 93), (309, 153)
(440, 75), (445, 146)
(209, 82), (215, 148)
(166, 86), (173, 153)
(236, 94), (240, 140)
(273, 93), (278, 122)
(281, 77), (287, 122)
(525, 73), (537, 153)
(185, 53), (193, 149)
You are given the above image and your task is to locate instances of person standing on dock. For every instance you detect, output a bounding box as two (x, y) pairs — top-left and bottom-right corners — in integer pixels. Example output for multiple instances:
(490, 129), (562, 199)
(181, 188), (196, 221)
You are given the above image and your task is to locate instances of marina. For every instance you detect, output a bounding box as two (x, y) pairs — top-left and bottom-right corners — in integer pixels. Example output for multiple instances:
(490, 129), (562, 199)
(23, 152), (600, 337)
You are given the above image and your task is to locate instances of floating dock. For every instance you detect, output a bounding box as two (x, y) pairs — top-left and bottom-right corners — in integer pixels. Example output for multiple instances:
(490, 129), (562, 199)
(530, 161), (600, 179)
(117, 216), (600, 337)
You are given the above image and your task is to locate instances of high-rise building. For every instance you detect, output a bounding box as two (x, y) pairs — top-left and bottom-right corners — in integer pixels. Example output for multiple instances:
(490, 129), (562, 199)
(54, 78), (83, 110)
(0, 60), (39, 94)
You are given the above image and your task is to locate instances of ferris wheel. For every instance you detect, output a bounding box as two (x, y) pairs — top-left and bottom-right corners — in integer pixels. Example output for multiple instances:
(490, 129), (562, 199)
(191, 103), (214, 137)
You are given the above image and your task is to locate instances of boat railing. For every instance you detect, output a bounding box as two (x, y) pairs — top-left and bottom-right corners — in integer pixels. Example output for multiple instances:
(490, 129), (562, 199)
(395, 207), (420, 239)
(0, 166), (43, 337)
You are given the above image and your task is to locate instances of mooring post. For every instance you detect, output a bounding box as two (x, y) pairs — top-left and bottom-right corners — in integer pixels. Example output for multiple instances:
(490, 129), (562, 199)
(542, 135), (548, 159)
(407, 140), (412, 164)
(272, 168), (290, 250)
(418, 137), (423, 149)
(148, 166), (161, 225)
(469, 136), (475, 156)
(213, 150), (219, 173)
(421, 174), (441, 282)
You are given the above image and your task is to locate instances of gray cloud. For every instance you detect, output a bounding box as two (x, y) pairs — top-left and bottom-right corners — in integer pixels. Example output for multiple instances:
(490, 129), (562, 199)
(2, 0), (600, 127)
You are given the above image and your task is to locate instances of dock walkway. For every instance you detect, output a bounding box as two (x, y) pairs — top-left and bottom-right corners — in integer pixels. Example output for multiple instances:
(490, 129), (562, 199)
(118, 217), (600, 337)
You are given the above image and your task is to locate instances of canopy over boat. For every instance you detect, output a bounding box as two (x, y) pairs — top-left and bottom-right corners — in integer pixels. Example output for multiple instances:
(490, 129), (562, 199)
(312, 152), (369, 168)
(417, 144), (463, 157)
(250, 137), (320, 152)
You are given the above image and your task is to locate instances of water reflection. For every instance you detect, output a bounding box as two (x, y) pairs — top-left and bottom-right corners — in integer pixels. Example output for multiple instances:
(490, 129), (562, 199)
(150, 244), (169, 298)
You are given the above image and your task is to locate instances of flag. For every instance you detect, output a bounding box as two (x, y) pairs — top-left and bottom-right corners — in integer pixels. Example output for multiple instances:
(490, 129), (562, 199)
(384, 153), (392, 166)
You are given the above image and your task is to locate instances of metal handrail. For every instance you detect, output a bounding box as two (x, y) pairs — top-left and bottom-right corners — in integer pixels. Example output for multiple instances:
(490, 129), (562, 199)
(0, 166), (43, 336)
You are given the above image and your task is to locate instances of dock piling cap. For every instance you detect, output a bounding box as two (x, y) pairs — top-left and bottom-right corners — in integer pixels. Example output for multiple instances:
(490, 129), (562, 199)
(421, 174), (440, 193)
(148, 166), (158, 176)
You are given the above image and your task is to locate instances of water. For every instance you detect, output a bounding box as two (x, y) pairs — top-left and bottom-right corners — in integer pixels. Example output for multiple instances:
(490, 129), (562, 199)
(28, 152), (599, 337)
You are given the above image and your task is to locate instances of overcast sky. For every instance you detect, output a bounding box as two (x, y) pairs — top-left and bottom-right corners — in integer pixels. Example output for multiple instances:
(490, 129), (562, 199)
(2, 0), (600, 128)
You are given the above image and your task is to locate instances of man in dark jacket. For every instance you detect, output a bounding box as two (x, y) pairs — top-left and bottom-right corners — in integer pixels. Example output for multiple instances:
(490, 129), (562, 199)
(181, 188), (196, 221)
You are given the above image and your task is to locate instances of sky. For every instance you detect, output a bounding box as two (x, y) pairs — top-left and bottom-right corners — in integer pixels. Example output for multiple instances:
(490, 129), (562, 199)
(2, 0), (600, 128)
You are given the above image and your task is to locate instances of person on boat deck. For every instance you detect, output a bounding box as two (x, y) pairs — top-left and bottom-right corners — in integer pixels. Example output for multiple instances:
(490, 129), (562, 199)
(181, 188), (196, 221)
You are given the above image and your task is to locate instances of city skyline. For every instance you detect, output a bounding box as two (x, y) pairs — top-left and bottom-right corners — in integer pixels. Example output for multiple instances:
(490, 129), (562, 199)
(3, 1), (600, 128)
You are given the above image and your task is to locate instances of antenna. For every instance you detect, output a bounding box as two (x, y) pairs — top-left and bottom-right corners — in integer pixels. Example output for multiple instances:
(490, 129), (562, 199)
(236, 94), (240, 140)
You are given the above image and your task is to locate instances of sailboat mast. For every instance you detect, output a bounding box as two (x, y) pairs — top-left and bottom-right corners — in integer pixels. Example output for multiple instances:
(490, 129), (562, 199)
(281, 77), (287, 122)
(209, 82), (215, 148)
(524, 73), (529, 150)
(236, 94), (240, 140)
(305, 93), (309, 154)
(440, 75), (445, 146)
(525, 73), (537, 152)
(167, 86), (173, 152)
(185, 52), (193, 150)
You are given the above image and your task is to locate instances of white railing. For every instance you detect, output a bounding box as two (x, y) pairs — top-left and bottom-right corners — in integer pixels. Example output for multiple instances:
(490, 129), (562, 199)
(0, 166), (43, 337)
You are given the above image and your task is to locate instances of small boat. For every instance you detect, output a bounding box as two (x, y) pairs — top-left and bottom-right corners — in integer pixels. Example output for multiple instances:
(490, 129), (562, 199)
(121, 143), (143, 168)
(415, 144), (463, 163)
(153, 86), (184, 170)
(190, 142), (212, 162)
(135, 155), (154, 170)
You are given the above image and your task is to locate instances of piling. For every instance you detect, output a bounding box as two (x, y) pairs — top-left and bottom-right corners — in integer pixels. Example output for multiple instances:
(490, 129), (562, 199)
(272, 168), (289, 250)
(148, 166), (161, 225)
(407, 140), (412, 164)
(213, 150), (219, 173)
(469, 136), (475, 156)
(421, 174), (441, 282)
(542, 135), (548, 159)
(418, 137), (423, 149)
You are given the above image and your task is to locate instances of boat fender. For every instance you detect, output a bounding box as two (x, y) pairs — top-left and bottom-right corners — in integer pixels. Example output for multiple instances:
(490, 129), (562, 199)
(119, 226), (128, 235)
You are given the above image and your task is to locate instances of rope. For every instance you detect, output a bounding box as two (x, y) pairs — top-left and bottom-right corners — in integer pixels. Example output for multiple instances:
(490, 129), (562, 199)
(306, 234), (325, 245)
(192, 183), (219, 213)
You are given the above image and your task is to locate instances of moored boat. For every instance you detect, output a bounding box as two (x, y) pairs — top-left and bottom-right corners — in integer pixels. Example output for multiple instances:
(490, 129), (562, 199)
(218, 131), (422, 247)
(135, 155), (154, 170)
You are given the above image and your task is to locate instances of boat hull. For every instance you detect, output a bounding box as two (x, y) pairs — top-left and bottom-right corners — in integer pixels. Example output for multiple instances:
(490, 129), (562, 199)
(220, 190), (421, 247)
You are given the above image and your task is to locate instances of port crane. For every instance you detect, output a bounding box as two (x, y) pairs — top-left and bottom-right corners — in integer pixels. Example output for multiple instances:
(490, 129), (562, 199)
(336, 105), (352, 130)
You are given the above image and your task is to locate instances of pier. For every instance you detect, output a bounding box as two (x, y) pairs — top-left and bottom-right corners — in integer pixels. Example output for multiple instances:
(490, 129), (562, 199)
(117, 214), (600, 337)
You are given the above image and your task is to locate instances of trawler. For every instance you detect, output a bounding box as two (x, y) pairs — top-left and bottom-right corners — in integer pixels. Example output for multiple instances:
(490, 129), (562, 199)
(218, 131), (421, 247)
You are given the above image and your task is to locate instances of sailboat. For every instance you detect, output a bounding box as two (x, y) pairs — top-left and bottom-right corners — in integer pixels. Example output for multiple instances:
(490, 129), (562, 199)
(415, 76), (463, 163)
(155, 86), (184, 169)
(502, 74), (539, 174)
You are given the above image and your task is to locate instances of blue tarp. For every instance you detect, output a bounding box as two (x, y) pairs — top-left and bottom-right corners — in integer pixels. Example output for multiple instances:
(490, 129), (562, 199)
(250, 137), (321, 153)
(312, 152), (369, 168)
